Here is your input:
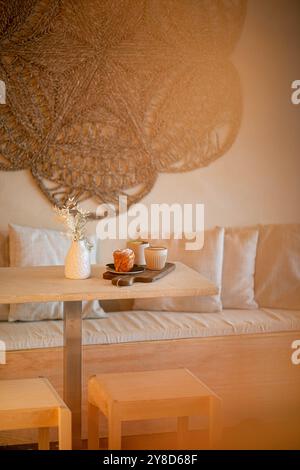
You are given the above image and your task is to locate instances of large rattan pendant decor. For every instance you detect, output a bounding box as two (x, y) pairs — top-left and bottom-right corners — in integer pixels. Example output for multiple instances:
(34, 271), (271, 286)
(0, 0), (247, 211)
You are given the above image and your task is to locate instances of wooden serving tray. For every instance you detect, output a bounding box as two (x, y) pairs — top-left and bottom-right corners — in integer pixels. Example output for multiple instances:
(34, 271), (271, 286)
(103, 262), (176, 286)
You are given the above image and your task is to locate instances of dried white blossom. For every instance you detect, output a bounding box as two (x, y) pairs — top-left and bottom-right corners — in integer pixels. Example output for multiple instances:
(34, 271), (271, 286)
(54, 197), (93, 250)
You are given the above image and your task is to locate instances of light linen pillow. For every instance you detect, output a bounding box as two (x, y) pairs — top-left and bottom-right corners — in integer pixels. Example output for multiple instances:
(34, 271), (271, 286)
(255, 224), (300, 309)
(8, 224), (107, 321)
(134, 227), (224, 313)
(221, 227), (258, 309)
(0, 231), (9, 321)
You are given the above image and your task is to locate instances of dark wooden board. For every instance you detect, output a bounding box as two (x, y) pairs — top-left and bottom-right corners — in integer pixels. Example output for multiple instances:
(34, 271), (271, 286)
(103, 262), (176, 286)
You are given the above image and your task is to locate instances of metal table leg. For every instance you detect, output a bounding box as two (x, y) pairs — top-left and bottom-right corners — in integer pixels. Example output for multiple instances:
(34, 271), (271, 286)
(63, 301), (82, 449)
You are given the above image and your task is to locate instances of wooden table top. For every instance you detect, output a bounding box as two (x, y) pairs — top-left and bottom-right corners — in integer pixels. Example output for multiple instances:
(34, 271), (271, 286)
(0, 262), (217, 304)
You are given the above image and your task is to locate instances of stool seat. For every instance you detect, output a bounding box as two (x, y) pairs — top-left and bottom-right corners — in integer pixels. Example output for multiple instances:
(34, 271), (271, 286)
(88, 368), (222, 450)
(0, 378), (71, 450)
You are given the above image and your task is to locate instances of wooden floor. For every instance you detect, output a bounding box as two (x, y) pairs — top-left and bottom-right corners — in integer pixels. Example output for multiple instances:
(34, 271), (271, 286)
(1, 417), (299, 450)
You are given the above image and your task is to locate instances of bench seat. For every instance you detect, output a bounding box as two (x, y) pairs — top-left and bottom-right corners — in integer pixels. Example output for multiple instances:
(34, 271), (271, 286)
(1, 308), (300, 351)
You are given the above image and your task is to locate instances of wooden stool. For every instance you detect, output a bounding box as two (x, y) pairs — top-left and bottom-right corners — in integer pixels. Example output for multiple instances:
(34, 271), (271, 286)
(88, 368), (222, 450)
(0, 378), (71, 450)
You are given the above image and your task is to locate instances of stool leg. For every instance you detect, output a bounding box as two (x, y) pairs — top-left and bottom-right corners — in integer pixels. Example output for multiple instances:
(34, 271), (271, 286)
(209, 396), (222, 450)
(108, 411), (121, 450)
(38, 428), (50, 450)
(88, 402), (100, 450)
(58, 407), (72, 450)
(177, 416), (189, 449)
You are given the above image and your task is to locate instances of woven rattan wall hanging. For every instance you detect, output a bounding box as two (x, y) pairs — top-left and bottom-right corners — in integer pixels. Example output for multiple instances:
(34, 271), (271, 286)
(0, 0), (247, 211)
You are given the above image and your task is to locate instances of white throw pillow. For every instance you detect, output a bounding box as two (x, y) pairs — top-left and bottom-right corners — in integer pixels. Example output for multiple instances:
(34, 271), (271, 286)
(8, 224), (107, 321)
(221, 227), (258, 309)
(0, 231), (9, 321)
(134, 227), (224, 313)
(255, 224), (300, 309)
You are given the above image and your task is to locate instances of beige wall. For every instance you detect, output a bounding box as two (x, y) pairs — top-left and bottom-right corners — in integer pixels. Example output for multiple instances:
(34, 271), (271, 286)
(0, 0), (300, 261)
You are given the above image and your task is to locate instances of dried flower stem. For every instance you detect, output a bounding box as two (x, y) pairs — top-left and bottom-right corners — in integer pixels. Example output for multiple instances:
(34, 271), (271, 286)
(54, 197), (93, 250)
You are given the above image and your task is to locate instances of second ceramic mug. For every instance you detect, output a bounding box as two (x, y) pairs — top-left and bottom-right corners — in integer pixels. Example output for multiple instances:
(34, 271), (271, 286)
(144, 246), (168, 271)
(126, 240), (149, 265)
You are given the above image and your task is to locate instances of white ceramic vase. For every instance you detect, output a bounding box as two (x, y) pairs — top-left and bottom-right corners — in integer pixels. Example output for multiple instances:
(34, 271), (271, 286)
(65, 240), (91, 280)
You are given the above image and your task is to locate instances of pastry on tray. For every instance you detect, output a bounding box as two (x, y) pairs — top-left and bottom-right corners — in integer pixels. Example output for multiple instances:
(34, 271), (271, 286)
(113, 248), (135, 272)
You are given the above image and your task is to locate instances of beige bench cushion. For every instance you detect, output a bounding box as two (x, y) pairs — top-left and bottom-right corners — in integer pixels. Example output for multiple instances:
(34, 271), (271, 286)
(255, 224), (300, 309)
(134, 227), (225, 313)
(221, 226), (258, 309)
(1, 308), (300, 351)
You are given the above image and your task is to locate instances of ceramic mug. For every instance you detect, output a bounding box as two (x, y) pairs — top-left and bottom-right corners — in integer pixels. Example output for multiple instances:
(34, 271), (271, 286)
(144, 246), (168, 271)
(126, 240), (149, 265)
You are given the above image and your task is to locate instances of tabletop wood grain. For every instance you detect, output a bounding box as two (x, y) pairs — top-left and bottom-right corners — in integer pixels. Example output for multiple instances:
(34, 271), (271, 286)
(0, 262), (218, 304)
